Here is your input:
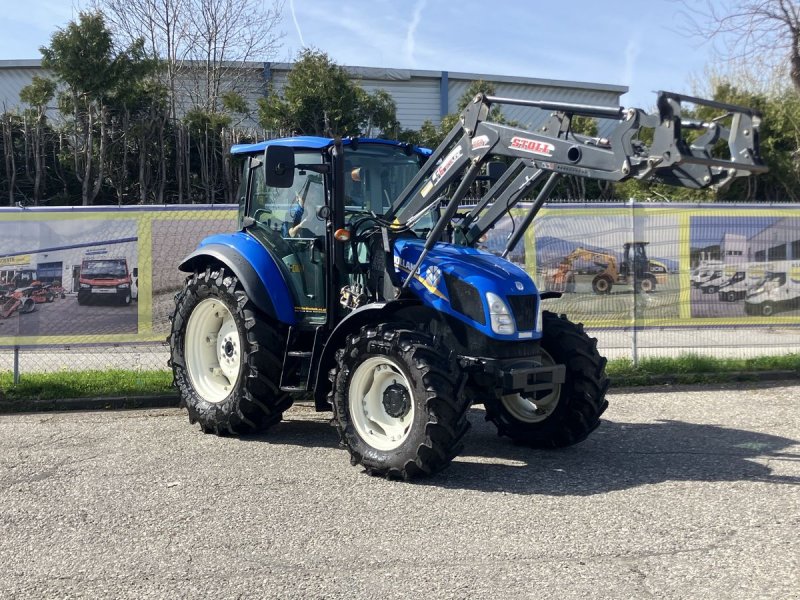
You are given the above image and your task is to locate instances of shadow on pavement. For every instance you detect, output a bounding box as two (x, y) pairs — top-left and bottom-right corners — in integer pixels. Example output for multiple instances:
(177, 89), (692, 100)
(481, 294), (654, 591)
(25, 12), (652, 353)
(424, 409), (800, 495)
(233, 405), (800, 495)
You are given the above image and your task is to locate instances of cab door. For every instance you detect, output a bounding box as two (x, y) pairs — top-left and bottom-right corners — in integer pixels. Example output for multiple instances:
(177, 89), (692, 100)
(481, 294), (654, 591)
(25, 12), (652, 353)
(246, 150), (328, 326)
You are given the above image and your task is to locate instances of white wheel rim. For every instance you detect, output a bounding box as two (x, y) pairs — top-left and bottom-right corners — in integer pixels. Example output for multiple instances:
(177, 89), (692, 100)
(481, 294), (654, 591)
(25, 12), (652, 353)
(501, 349), (561, 424)
(185, 297), (241, 403)
(348, 356), (415, 451)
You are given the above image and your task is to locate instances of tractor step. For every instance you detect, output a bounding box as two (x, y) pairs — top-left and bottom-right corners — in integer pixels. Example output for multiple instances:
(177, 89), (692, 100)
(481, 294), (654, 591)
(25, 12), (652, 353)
(279, 326), (323, 393)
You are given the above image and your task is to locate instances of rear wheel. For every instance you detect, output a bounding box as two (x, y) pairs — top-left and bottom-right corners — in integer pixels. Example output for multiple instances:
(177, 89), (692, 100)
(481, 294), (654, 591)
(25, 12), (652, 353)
(329, 324), (469, 479)
(592, 275), (613, 294)
(484, 311), (609, 448)
(761, 303), (775, 316)
(169, 267), (291, 435)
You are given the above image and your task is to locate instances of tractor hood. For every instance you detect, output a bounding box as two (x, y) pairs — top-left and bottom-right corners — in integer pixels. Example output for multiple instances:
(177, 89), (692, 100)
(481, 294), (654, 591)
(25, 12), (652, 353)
(393, 238), (542, 340)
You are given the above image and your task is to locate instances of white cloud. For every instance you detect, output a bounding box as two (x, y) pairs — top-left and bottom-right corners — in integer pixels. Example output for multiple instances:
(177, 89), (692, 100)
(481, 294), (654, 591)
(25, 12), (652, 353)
(404, 0), (426, 67)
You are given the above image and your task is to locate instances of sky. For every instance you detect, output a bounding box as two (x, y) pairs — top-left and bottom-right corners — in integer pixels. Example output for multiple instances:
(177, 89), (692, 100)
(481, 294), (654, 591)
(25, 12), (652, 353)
(0, 0), (722, 110)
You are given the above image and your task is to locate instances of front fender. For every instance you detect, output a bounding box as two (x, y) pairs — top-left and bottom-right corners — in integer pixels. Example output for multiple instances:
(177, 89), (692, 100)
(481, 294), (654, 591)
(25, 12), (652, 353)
(179, 232), (296, 325)
(311, 299), (425, 410)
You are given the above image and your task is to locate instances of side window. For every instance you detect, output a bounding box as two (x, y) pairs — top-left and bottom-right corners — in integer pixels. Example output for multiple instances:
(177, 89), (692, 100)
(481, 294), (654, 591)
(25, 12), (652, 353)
(249, 151), (325, 239)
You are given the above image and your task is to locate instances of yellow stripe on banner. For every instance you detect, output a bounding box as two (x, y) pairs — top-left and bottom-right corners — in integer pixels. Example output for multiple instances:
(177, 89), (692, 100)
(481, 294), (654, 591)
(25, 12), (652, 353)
(0, 333), (165, 346)
(137, 216), (153, 336)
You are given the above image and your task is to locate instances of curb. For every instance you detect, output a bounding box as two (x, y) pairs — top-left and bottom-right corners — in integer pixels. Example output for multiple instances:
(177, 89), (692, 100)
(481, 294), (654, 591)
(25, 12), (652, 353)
(1, 371), (798, 414)
(0, 394), (180, 414)
(609, 369), (800, 389)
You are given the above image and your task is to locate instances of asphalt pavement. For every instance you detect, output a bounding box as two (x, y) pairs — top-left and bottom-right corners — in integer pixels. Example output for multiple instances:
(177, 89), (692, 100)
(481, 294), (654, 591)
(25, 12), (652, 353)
(0, 384), (798, 599)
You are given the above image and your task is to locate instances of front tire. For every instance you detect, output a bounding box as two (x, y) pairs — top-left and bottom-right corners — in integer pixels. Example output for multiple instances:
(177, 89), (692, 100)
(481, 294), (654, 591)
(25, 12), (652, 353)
(329, 324), (469, 479)
(169, 267), (292, 435)
(637, 277), (656, 293)
(484, 311), (609, 448)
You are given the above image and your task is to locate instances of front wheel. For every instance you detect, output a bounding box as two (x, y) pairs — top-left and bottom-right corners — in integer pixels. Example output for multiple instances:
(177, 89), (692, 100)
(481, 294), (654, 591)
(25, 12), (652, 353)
(484, 311), (609, 448)
(169, 267), (292, 435)
(637, 277), (656, 293)
(329, 324), (469, 479)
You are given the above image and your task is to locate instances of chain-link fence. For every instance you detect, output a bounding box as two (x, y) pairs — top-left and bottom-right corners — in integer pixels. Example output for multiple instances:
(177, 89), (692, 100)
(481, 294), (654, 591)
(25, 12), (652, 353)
(1, 202), (799, 381)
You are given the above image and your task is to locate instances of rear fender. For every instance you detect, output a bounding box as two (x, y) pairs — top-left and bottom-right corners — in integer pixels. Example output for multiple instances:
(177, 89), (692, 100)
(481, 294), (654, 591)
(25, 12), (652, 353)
(179, 233), (296, 325)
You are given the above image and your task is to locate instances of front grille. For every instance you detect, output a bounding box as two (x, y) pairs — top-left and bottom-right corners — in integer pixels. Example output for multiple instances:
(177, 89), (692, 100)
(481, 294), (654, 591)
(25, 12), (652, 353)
(506, 294), (537, 331)
(444, 273), (485, 325)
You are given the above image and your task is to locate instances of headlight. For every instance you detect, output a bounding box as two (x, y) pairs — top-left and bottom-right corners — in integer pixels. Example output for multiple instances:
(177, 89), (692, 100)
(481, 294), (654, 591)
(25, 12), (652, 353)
(80, 283), (90, 289)
(535, 298), (543, 333)
(486, 292), (515, 335)
(117, 283), (130, 289)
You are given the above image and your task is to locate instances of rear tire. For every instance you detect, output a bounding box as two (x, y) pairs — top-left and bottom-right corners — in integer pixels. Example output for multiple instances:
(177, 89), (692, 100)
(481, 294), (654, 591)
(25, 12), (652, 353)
(592, 275), (613, 294)
(169, 267), (292, 435)
(329, 324), (469, 479)
(484, 311), (609, 448)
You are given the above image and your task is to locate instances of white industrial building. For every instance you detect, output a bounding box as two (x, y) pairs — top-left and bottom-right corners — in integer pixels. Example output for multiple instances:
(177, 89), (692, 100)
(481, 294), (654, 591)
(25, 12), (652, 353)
(748, 217), (800, 262)
(0, 59), (627, 133)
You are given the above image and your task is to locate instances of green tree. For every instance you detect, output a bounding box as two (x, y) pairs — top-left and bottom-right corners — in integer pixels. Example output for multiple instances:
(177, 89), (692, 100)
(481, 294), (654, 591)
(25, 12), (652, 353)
(258, 49), (361, 136)
(258, 49), (400, 138)
(40, 11), (157, 205)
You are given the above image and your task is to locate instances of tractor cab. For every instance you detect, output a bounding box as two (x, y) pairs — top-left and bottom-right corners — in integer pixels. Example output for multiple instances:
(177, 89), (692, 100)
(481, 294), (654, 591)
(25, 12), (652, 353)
(231, 137), (430, 327)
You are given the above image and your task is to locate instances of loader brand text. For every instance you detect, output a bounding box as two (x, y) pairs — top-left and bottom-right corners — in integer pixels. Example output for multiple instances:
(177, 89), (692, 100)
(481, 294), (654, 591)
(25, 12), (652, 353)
(431, 146), (463, 185)
(510, 137), (555, 156)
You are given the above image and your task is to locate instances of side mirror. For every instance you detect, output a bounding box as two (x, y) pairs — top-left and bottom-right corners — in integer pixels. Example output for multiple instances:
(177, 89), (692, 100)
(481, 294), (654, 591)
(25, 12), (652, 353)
(132, 267), (138, 278)
(264, 145), (295, 188)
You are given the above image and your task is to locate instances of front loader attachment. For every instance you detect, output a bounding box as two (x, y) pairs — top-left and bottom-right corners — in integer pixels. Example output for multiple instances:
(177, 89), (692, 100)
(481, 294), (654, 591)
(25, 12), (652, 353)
(384, 89), (766, 290)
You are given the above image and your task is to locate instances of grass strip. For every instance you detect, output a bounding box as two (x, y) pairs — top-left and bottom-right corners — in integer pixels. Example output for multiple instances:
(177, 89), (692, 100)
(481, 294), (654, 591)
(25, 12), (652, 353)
(0, 369), (174, 402)
(607, 353), (800, 386)
(0, 353), (798, 402)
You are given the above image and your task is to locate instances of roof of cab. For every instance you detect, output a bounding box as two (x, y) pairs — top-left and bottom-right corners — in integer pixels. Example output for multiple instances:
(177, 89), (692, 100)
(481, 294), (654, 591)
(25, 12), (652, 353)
(230, 136), (431, 156)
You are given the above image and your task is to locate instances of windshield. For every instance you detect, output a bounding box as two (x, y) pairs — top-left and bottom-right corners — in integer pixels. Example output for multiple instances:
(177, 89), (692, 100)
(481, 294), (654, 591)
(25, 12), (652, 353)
(82, 260), (127, 278)
(343, 144), (425, 218)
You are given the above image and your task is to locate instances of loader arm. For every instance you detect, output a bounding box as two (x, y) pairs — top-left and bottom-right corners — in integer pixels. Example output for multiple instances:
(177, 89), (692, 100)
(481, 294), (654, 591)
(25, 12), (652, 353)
(384, 91), (766, 288)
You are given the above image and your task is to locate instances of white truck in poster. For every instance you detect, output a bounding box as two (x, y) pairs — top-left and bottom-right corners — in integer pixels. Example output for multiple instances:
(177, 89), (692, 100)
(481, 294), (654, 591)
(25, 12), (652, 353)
(717, 263), (752, 302)
(691, 260), (725, 288)
(744, 260), (800, 316)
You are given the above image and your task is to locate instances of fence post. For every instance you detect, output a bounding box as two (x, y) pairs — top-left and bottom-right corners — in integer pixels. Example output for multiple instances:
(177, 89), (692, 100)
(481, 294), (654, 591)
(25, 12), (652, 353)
(13, 345), (20, 385)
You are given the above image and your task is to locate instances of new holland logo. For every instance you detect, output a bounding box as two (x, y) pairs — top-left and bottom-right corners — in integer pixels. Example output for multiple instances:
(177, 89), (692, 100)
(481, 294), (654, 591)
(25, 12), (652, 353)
(509, 136), (555, 157)
(425, 266), (442, 288)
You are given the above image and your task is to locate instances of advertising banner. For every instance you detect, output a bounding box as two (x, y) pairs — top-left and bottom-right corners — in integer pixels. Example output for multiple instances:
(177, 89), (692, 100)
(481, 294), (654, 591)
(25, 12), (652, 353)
(1, 202), (798, 349)
(0, 206), (236, 348)
(523, 203), (800, 328)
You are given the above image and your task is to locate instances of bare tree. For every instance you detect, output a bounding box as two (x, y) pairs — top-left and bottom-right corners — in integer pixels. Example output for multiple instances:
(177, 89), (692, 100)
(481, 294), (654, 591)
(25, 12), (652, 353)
(184, 0), (284, 112)
(96, 0), (283, 202)
(682, 0), (800, 92)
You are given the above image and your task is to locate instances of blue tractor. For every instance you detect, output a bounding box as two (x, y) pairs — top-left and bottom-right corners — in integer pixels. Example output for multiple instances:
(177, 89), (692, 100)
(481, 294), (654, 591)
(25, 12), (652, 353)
(169, 91), (765, 479)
